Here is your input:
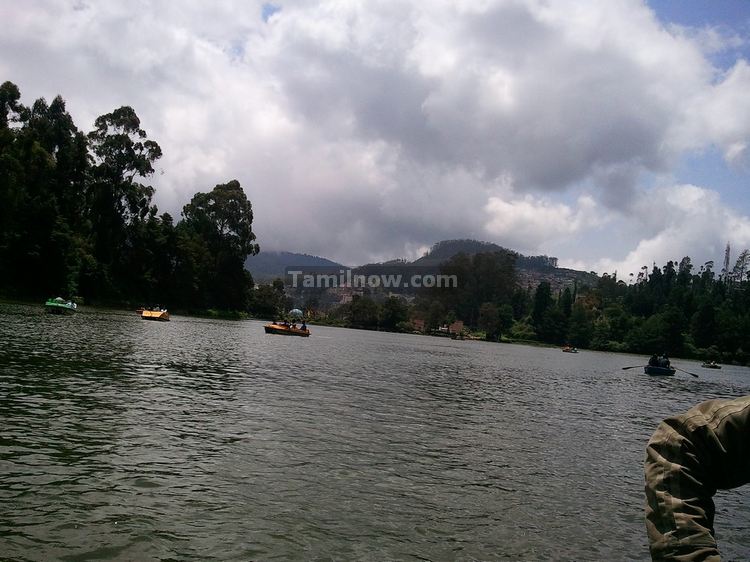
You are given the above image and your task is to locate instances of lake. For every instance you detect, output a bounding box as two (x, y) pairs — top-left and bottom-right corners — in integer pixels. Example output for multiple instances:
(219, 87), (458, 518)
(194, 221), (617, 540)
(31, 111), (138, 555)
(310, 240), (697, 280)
(1, 303), (749, 560)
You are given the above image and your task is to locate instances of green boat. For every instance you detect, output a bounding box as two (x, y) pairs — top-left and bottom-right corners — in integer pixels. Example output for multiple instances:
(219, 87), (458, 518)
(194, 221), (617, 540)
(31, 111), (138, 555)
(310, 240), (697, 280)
(44, 297), (77, 314)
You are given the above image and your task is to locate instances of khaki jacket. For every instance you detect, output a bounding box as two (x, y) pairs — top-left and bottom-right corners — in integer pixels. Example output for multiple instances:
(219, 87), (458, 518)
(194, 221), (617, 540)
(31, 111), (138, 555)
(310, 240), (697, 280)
(645, 396), (750, 561)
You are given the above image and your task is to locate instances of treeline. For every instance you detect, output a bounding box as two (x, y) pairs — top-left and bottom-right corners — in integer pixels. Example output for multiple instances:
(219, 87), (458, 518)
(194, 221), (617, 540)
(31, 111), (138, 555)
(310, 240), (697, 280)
(0, 81), (262, 311)
(308, 251), (750, 364)
(312, 250), (522, 335)
(569, 256), (750, 363)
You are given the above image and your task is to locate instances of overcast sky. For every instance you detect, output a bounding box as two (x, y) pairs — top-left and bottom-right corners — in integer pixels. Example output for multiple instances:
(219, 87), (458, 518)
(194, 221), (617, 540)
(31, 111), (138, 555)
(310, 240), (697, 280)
(2, 0), (750, 274)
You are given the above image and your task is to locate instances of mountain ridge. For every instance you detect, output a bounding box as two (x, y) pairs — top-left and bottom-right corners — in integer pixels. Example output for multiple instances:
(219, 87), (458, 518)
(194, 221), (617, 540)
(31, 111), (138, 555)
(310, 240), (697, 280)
(245, 240), (597, 290)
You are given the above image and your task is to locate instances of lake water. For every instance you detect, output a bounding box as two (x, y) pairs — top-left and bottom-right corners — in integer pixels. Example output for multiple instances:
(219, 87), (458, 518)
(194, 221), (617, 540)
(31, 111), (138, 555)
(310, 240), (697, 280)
(1, 303), (749, 561)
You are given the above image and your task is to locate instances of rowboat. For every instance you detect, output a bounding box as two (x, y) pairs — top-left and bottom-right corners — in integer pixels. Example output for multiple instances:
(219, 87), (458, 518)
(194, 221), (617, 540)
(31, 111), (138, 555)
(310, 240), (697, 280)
(701, 362), (721, 369)
(141, 308), (170, 321)
(264, 322), (310, 337)
(44, 297), (77, 314)
(644, 365), (675, 376)
(562, 346), (578, 353)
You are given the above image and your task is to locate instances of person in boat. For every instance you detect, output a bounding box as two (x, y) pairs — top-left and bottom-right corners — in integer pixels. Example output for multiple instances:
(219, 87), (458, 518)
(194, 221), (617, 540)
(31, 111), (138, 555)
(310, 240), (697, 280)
(648, 354), (659, 367)
(657, 354), (670, 368)
(645, 396), (750, 560)
(301, 321), (307, 331)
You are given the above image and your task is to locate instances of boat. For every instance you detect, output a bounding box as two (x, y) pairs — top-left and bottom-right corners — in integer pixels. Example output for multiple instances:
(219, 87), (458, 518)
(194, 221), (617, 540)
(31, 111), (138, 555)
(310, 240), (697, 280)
(44, 297), (77, 314)
(644, 365), (676, 376)
(562, 346), (578, 353)
(264, 322), (310, 337)
(701, 362), (722, 369)
(141, 308), (170, 321)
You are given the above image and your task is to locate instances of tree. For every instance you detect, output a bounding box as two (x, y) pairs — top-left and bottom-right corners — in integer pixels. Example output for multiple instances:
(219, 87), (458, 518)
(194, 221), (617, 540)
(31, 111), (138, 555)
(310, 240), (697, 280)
(691, 301), (716, 349)
(249, 281), (286, 318)
(380, 296), (409, 331)
(560, 286), (573, 317)
(677, 256), (693, 286)
(179, 180), (260, 310)
(567, 302), (593, 348)
(88, 106), (162, 224)
(478, 302), (500, 341)
(532, 281), (553, 329)
(181, 180), (260, 259)
(536, 307), (568, 344)
(498, 304), (514, 335)
(349, 295), (380, 329)
(0, 81), (22, 128)
(426, 300), (446, 330)
(87, 106), (162, 298)
(432, 250), (517, 326)
(1, 91), (91, 297)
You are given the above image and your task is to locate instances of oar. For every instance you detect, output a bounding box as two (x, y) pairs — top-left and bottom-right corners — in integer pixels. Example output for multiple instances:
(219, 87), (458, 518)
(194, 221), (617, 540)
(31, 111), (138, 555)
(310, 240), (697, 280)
(622, 365), (645, 370)
(674, 366), (699, 379)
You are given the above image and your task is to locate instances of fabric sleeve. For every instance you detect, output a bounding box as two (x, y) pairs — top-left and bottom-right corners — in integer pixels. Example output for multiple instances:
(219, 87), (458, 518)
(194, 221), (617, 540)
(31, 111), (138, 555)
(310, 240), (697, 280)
(644, 396), (750, 561)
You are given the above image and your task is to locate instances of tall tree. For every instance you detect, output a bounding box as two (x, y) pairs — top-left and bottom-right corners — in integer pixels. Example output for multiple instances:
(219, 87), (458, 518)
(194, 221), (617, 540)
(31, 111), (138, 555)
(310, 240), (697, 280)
(559, 286), (573, 317)
(2, 91), (90, 296)
(532, 281), (553, 329)
(179, 179), (260, 309)
(87, 106), (162, 298)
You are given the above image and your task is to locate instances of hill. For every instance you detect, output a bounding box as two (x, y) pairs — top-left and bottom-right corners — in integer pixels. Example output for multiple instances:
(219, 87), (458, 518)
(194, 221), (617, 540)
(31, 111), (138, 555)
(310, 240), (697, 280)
(411, 239), (596, 290)
(414, 239), (558, 269)
(245, 251), (346, 282)
(246, 240), (598, 292)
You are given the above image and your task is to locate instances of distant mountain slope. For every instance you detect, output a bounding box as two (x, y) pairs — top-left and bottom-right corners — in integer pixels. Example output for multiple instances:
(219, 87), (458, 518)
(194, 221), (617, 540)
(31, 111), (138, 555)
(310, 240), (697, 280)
(414, 239), (559, 270)
(373, 239), (597, 292)
(413, 239), (596, 290)
(245, 251), (345, 282)
(247, 240), (598, 291)
(412, 239), (509, 266)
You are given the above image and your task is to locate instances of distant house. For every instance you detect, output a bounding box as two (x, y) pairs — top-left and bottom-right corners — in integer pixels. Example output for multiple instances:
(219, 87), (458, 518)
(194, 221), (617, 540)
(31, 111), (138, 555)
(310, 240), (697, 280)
(412, 318), (425, 332)
(437, 320), (464, 334)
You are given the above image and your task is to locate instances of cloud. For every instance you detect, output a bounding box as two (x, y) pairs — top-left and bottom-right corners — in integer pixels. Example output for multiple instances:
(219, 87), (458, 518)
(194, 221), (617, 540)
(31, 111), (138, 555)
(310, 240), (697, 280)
(570, 184), (750, 276)
(1, 0), (750, 266)
(484, 195), (604, 253)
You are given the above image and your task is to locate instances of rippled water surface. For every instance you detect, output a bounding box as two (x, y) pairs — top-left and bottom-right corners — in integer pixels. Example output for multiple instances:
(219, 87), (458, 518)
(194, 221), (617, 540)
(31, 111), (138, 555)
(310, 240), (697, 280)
(1, 303), (749, 561)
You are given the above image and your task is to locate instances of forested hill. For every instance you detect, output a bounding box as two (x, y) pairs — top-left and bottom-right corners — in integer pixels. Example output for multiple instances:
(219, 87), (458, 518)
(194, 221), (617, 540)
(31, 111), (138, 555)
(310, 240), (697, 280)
(412, 239), (508, 266)
(250, 239), (598, 291)
(408, 239), (598, 291)
(414, 239), (558, 270)
(245, 252), (345, 282)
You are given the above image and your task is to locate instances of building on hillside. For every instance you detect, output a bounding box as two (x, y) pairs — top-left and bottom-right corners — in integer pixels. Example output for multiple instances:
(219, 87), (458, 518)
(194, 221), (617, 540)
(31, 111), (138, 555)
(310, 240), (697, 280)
(448, 320), (464, 334)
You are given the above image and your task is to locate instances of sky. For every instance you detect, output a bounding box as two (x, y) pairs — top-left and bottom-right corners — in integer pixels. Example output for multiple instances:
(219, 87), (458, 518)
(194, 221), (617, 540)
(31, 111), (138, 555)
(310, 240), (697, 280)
(2, 0), (750, 275)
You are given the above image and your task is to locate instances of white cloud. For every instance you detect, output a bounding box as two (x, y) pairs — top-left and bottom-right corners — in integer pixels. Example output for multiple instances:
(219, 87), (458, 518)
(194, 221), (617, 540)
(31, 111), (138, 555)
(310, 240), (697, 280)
(484, 195), (604, 253)
(1, 0), (749, 266)
(575, 184), (750, 276)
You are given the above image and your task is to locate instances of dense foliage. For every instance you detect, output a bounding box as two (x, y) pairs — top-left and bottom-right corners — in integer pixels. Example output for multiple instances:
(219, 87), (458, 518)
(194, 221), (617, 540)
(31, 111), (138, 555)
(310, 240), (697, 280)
(568, 257), (750, 363)
(315, 251), (750, 364)
(0, 81), (259, 311)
